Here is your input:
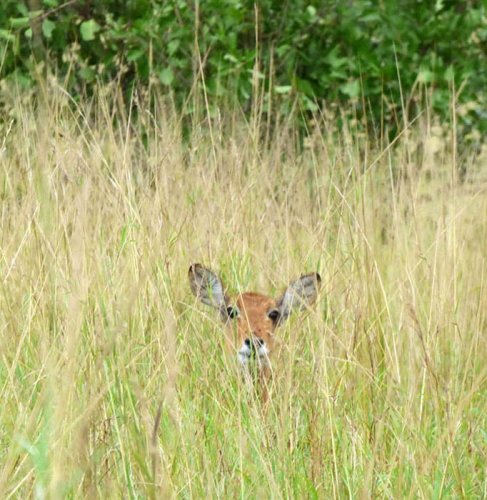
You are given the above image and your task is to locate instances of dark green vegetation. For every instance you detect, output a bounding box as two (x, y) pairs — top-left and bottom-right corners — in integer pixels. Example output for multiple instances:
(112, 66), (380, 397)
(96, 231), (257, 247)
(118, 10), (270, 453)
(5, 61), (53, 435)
(1, 1), (486, 134)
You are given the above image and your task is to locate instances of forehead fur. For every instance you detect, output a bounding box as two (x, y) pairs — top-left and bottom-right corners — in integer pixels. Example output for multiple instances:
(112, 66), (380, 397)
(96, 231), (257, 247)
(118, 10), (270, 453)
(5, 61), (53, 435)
(236, 292), (276, 313)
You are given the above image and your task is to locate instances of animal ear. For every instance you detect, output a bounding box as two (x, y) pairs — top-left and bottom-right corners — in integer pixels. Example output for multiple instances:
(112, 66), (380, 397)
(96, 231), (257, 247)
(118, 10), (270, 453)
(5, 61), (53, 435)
(276, 272), (321, 323)
(188, 263), (229, 319)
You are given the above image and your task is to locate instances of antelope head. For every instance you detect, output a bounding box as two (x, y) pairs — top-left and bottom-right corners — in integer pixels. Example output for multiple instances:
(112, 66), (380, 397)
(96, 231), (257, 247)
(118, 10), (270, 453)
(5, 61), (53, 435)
(188, 263), (321, 370)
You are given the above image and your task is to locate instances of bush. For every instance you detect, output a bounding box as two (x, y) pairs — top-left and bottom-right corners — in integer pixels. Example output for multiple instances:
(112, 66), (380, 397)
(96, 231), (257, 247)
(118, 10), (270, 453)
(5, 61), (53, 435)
(1, 0), (486, 134)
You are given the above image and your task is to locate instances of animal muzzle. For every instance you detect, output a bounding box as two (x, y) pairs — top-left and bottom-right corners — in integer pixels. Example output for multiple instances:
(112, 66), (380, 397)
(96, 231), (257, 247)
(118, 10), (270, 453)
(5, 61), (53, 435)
(238, 337), (269, 366)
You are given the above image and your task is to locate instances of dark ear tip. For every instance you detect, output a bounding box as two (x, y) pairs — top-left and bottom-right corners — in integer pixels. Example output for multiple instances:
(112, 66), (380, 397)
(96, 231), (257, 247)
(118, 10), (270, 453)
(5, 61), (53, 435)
(189, 263), (201, 274)
(316, 272), (322, 284)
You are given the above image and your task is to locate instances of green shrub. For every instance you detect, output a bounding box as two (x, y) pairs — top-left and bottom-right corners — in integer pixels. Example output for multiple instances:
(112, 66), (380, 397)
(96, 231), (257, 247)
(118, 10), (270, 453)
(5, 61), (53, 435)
(1, 0), (485, 134)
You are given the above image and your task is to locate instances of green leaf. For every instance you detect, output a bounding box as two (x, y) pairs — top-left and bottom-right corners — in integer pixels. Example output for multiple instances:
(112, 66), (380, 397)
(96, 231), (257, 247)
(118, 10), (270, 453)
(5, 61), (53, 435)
(224, 53), (238, 63)
(158, 68), (174, 86)
(296, 77), (314, 95)
(306, 5), (317, 17)
(16, 3), (29, 16)
(275, 85), (292, 94)
(340, 80), (360, 98)
(361, 13), (381, 23)
(42, 19), (55, 39)
(10, 17), (30, 29)
(80, 20), (100, 42)
(302, 95), (318, 112)
(325, 48), (347, 69)
(418, 68), (434, 83)
(168, 39), (180, 55)
(0, 29), (15, 42)
(127, 49), (144, 62)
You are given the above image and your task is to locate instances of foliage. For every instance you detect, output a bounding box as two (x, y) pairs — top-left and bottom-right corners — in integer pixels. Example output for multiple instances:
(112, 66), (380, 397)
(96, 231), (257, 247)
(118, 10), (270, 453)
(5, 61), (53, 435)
(0, 1), (486, 132)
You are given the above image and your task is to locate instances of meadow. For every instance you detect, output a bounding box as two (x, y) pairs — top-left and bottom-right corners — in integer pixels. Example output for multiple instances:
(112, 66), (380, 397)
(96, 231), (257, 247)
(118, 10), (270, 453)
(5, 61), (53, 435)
(0, 86), (486, 498)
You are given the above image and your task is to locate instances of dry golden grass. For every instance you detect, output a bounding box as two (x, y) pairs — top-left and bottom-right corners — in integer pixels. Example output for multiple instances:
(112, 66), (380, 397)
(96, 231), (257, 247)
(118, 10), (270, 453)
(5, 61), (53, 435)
(0, 86), (486, 498)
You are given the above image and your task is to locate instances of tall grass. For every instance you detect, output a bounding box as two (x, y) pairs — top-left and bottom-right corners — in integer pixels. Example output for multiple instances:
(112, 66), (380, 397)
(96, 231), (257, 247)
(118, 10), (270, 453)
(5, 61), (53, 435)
(0, 85), (486, 498)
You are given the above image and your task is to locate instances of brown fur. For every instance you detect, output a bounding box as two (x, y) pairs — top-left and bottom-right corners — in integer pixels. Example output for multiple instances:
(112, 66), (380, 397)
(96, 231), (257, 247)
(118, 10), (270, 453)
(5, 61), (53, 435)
(233, 292), (278, 352)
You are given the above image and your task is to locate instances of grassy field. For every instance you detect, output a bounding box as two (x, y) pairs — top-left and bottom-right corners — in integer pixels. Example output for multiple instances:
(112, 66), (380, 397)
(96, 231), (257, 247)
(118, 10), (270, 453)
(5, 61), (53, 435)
(0, 87), (486, 498)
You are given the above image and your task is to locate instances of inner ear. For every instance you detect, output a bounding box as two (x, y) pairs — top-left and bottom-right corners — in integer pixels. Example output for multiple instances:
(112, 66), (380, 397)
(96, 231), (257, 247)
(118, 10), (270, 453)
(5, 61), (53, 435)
(226, 305), (239, 319)
(267, 308), (280, 323)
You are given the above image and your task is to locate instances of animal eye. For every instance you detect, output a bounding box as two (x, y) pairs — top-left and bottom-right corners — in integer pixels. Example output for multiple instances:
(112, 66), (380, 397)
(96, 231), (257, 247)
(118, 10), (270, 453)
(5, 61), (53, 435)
(226, 305), (239, 319)
(267, 308), (280, 322)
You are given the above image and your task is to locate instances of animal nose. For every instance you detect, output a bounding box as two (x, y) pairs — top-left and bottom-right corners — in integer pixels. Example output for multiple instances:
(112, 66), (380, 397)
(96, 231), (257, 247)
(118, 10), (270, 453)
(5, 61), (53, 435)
(244, 337), (264, 348)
